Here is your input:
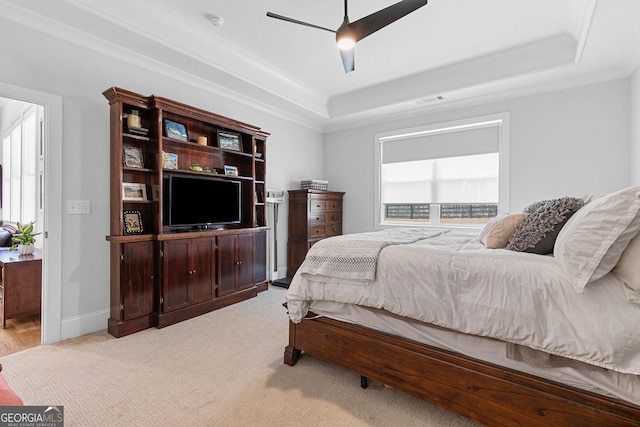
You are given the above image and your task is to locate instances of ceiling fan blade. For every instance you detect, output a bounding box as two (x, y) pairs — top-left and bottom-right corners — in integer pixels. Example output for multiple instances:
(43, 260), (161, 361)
(339, 48), (355, 73)
(348, 0), (428, 42)
(266, 12), (336, 34)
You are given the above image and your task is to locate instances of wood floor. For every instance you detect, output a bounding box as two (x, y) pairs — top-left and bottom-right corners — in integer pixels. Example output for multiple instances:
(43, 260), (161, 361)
(0, 314), (41, 356)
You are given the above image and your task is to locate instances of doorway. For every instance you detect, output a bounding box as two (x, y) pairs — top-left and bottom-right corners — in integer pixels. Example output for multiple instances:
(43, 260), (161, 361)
(0, 81), (64, 349)
(0, 97), (44, 355)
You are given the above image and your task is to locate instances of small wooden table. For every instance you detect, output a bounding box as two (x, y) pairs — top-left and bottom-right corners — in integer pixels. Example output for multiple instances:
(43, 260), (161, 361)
(0, 248), (42, 328)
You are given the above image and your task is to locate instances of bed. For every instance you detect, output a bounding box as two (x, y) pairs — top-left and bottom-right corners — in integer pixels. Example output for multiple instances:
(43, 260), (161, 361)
(283, 186), (640, 426)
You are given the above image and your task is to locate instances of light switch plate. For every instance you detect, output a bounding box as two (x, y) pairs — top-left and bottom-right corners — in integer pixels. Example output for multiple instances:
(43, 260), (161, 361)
(67, 200), (91, 214)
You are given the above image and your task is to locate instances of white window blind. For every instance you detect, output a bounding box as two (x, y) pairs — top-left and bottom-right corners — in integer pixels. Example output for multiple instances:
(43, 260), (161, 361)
(374, 113), (510, 227)
(381, 124), (500, 164)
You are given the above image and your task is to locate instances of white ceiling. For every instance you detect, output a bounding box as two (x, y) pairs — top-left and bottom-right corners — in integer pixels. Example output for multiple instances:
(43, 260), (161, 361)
(2, 0), (640, 131)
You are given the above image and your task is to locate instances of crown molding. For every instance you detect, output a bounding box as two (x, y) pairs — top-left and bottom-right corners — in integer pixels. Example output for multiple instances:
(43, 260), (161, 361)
(2, 0), (637, 134)
(323, 66), (628, 133)
(0, 0), (328, 130)
(327, 34), (577, 120)
(571, 0), (597, 63)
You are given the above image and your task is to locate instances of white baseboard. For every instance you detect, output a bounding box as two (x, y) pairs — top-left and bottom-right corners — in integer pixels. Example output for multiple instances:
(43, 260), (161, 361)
(60, 308), (109, 340)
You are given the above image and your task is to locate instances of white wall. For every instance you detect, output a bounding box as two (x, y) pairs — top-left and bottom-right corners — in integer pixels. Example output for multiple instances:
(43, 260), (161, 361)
(325, 79), (632, 234)
(0, 18), (323, 340)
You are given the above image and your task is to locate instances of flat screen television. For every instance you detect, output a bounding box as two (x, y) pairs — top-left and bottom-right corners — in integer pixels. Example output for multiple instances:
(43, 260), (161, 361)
(165, 174), (241, 230)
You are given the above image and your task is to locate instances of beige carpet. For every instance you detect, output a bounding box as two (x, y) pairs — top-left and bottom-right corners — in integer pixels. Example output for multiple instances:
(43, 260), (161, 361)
(1, 286), (480, 426)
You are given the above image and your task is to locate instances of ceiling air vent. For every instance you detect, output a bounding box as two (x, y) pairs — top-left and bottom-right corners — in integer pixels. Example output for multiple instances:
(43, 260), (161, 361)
(416, 96), (444, 105)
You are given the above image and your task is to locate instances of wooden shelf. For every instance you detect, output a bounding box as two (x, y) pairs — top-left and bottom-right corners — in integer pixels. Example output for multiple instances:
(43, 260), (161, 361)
(103, 87), (270, 337)
(123, 167), (155, 173)
(123, 133), (150, 142)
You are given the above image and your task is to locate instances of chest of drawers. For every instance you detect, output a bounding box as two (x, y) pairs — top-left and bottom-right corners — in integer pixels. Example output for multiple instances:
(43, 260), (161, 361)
(287, 190), (344, 278)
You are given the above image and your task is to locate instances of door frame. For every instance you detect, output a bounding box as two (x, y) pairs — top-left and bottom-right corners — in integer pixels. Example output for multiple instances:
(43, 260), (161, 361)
(0, 82), (63, 344)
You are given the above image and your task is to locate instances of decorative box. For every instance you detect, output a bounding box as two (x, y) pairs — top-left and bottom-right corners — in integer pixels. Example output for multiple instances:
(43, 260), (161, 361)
(301, 180), (328, 191)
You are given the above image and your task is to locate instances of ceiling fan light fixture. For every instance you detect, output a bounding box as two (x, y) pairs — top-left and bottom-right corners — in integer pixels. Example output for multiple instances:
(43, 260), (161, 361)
(336, 15), (355, 51)
(337, 36), (355, 50)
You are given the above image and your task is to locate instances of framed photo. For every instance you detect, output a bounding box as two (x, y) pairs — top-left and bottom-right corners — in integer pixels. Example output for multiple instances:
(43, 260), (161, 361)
(122, 182), (147, 201)
(123, 210), (143, 235)
(162, 151), (178, 170)
(217, 131), (242, 152)
(224, 165), (238, 176)
(163, 119), (188, 141)
(123, 146), (144, 168)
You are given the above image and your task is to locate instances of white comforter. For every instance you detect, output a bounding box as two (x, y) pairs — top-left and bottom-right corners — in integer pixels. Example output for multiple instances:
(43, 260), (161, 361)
(286, 229), (640, 375)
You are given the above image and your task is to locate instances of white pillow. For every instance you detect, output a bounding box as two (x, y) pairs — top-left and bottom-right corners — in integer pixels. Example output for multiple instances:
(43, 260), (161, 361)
(553, 186), (640, 292)
(479, 213), (528, 249)
(612, 234), (640, 303)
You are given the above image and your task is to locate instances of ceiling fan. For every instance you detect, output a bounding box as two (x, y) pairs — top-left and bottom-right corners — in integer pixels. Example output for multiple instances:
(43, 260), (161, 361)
(266, 0), (428, 73)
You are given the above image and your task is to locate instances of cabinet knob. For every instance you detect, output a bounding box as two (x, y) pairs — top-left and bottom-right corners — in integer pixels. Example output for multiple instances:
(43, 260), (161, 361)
(236, 261), (242, 265)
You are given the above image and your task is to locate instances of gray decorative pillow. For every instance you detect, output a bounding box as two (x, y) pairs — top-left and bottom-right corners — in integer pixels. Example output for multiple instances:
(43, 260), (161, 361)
(507, 197), (585, 255)
(523, 199), (552, 214)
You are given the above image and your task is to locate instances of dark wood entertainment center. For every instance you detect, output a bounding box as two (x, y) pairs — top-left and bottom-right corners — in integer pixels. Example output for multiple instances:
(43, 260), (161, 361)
(104, 87), (268, 337)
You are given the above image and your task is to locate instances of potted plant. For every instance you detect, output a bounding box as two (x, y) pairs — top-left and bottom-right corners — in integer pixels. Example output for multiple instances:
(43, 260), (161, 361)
(9, 221), (41, 255)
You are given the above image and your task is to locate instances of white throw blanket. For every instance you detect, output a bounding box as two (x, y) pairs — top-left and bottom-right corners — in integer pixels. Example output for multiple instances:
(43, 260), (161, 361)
(298, 228), (448, 284)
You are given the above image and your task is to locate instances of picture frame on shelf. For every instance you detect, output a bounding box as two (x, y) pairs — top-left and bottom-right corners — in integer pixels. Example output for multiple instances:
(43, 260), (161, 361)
(163, 119), (188, 141)
(123, 145), (144, 168)
(217, 131), (242, 152)
(162, 151), (178, 170)
(123, 210), (143, 235)
(224, 165), (238, 176)
(122, 182), (147, 201)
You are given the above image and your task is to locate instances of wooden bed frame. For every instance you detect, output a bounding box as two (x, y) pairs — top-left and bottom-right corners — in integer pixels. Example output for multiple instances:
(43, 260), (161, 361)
(284, 311), (640, 426)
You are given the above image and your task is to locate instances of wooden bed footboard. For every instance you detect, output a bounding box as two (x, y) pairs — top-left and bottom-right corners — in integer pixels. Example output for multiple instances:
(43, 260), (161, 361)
(284, 313), (640, 427)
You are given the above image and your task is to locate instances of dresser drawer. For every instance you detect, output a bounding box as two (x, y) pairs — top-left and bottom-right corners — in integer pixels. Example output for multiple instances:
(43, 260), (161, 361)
(309, 226), (326, 238)
(325, 224), (342, 237)
(309, 200), (326, 212)
(309, 213), (325, 226)
(326, 200), (342, 211)
(325, 212), (342, 224)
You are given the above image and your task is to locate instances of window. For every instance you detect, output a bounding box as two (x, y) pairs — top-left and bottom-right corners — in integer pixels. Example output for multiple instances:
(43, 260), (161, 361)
(375, 113), (510, 227)
(2, 108), (37, 223)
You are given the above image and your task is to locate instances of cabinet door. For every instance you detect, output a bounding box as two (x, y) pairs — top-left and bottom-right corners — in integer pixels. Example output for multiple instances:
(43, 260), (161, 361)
(236, 233), (254, 290)
(217, 234), (237, 297)
(162, 239), (191, 312)
(253, 231), (267, 285)
(121, 241), (154, 321)
(190, 237), (215, 304)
